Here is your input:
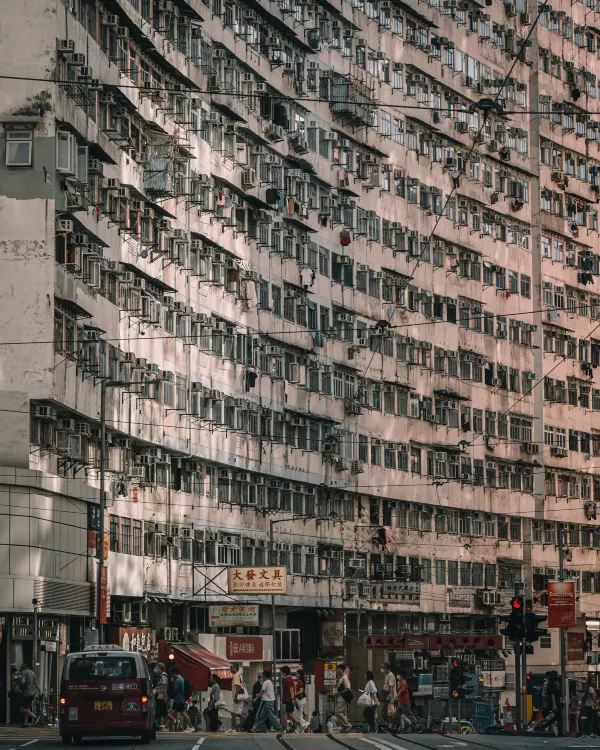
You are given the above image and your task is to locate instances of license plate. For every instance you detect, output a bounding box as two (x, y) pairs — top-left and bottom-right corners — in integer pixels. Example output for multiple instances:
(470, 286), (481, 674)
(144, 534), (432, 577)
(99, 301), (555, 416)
(94, 701), (113, 711)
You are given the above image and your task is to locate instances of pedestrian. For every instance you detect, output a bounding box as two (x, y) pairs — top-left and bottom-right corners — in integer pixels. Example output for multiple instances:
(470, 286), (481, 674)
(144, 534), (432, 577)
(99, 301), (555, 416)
(361, 670), (378, 732)
(293, 668), (310, 731)
(207, 675), (222, 732)
(230, 663), (246, 732)
(381, 662), (396, 731)
(394, 672), (416, 733)
(9, 666), (22, 725)
(242, 673), (263, 732)
(19, 664), (38, 727)
(172, 668), (193, 732)
(580, 681), (597, 736)
(252, 669), (283, 733)
(335, 664), (353, 733)
(281, 666), (298, 731)
(540, 670), (560, 735)
(153, 662), (169, 730)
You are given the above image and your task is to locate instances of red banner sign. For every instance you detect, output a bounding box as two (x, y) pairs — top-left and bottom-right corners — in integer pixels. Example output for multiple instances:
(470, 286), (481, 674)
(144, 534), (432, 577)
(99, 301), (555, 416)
(226, 636), (263, 661)
(98, 566), (108, 625)
(547, 581), (576, 628)
(364, 634), (502, 650)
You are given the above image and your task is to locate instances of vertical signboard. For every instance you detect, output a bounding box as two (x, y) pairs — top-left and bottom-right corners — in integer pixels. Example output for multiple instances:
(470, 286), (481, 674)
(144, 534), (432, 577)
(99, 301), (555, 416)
(547, 581), (576, 628)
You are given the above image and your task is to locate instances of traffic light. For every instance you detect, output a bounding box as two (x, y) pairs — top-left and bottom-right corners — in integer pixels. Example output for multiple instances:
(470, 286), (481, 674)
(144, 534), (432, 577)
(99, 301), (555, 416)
(525, 605), (548, 644)
(499, 596), (524, 641)
(525, 672), (533, 694)
(449, 658), (466, 699)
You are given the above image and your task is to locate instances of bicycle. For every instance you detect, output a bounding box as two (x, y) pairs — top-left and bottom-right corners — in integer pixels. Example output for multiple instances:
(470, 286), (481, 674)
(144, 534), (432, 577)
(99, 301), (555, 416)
(32, 693), (57, 727)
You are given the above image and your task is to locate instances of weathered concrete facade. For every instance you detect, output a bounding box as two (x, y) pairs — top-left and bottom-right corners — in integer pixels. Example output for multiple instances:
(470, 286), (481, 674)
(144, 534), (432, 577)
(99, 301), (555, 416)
(0, 0), (599, 696)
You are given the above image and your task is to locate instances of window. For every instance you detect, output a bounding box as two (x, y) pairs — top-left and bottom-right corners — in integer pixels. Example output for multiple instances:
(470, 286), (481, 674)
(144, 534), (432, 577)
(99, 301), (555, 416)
(5, 127), (33, 166)
(56, 130), (78, 174)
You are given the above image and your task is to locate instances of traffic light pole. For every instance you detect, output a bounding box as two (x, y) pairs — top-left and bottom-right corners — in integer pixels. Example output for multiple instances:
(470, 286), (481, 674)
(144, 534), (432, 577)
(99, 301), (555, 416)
(514, 638), (522, 732)
(558, 529), (568, 736)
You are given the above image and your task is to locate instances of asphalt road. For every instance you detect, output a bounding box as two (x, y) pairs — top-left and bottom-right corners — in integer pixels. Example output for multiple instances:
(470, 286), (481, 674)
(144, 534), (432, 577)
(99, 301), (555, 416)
(0, 730), (600, 750)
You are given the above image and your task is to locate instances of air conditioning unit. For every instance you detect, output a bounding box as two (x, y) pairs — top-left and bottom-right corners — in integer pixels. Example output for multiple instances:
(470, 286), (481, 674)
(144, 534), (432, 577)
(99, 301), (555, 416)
(58, 39), (76, 53)
(348, 558), (365, 570)
(359, 583), (372, 598)
(551, 446), (568, 457)
(34, 405), (57, 420)
(345, 581), (359, 597)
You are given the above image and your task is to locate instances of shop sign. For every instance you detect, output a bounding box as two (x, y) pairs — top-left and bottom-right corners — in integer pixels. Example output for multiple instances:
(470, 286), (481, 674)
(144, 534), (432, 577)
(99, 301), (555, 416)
(321, 613), (344, 655)
(567, 631), (586, 662)
(323, 662), (337, 687)
(226, 636), (263, 661)
(227, 566), (287, 594)
(415, 674), (433, 695)
(208, 605), (259, 628)
(480, 671), (506, 689)
(365, 634), (502, 650)
(448, 587), (473, 608)
(12, 616), (33, 640)
(38, 618), (58, 640)
(98, 566), (108, 625)
(381, 582), (420, 600)
(548, 580), (576, 628)
(88, 503), (101, 531)
(118, 627), (153, 655)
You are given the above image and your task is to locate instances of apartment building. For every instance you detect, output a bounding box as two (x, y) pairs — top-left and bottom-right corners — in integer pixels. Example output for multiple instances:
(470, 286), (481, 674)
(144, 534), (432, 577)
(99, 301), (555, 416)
(1, 0), (600, 712)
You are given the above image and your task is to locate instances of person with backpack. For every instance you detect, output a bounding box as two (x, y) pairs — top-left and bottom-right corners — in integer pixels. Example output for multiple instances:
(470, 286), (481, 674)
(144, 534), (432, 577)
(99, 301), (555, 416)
(172, 668), (193, 732)
(335, 664), (353, 733)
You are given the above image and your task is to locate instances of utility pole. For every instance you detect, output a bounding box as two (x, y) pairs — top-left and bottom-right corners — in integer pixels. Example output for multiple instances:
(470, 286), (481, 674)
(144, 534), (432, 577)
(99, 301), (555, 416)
(558, 528), (568, 735)
(97, 379), (153, 643)
(269, 517), (277, 710)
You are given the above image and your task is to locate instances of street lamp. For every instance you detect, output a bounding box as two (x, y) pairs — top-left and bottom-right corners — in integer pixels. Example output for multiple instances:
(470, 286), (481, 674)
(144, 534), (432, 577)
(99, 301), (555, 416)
(97, 378), (157, 642)
(32, 597), (42, 682)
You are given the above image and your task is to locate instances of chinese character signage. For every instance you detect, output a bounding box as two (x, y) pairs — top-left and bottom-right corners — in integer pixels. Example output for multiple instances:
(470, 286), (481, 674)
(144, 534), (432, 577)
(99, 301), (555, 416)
(567, 631), (586, 662)
(547, 580), (576, 628)
(209, 605), (260, 628)
(323, 662), (338, 686)
(98, 566), (108, 624)
(226, 636), (263, 661)
(115, 627), (154, 655)
(227, 566), (287, 595)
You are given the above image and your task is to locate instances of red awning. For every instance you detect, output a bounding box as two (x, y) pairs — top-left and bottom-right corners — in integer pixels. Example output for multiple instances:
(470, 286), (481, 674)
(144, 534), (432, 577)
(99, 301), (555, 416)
(158, 642), (233, 692)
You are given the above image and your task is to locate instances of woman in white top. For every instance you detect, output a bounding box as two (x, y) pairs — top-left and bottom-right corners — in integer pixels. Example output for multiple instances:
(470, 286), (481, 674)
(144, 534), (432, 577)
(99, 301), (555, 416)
(362, 671), (378, 732)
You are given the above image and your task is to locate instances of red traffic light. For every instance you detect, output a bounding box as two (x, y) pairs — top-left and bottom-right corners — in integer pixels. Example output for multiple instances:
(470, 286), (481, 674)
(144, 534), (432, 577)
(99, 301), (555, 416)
(510, 597), (522, 609)
(451, 659), (460, 668)
(525, 673), (532, 682)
